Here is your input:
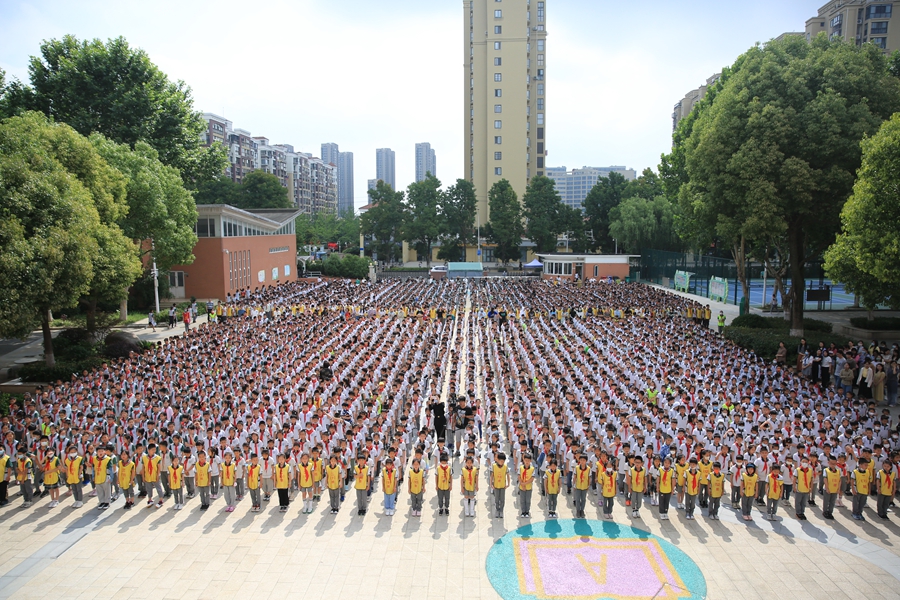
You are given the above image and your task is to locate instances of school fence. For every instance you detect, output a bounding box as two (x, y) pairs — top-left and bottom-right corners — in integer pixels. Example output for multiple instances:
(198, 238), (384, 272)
(637, 248), (853, 310)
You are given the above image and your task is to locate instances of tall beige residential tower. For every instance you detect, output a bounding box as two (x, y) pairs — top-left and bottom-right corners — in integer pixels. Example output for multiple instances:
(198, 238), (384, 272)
(465, 0), (547, 225)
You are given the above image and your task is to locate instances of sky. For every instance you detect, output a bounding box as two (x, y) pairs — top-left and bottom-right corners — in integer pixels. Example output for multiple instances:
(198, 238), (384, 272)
(0, 0), (818, 211)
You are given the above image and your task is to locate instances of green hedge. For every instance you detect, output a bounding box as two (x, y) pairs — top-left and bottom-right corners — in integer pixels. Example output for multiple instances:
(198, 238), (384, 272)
(19, 357), (109, 383)
(724, 328), (852, 361)
(0, 392), (20, 416)
(729, 314), (832, 333)
(848, 316), (900, 331)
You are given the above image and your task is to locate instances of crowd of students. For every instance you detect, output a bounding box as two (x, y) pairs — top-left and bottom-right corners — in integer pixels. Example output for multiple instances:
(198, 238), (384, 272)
(0, 278), (897, 530)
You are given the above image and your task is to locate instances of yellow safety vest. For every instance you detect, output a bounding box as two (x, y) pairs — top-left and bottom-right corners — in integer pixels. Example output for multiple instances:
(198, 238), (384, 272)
(600, 471), (617, 498)
(709, 473), (725, 498)
(742, 473), (758, 497)
(462, 466), (479, 492)
(44, 457), (60, 486)
(658, 468), (675, 495)
(247, 465), (261, 490)
(575, 466), (592, 490)
(767, 475), (782, 500)
(854, 469), (870, 495)
(195, 462), (210, 487)
(169, 465), (184, 489)
(382, 468), (397, 494)
(545, 470), (562, 495)
(436, 465), (452, 490)
(93, 456), (111, 484)
(879, 470), (895, 496)
(684, 470), (701, 496)
(630, 467), (646, 493)
(824, 468), (842, 494)
(325, 465), (341, 490)
(492, 464), (508, 489)
(354, 466), (369, 490)
(298, 463), (313, 487)
(118, 461), (135, 487)
(65, 456), (83, 485)
(796, 467), (814, 494)
(519, 465), (535, 491)
(221, 463), (235, 487)
(408, 469), (424, 494)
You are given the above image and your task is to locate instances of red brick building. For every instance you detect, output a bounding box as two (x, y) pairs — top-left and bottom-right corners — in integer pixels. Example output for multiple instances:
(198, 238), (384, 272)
(168, 205), (300, 301)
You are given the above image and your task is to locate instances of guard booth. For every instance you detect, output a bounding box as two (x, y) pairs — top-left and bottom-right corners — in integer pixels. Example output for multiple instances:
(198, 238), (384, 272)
(447, 262), (485, 279)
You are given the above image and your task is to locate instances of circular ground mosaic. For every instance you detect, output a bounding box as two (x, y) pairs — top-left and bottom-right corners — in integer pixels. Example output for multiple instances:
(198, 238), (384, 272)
(486, 520), (707, 600)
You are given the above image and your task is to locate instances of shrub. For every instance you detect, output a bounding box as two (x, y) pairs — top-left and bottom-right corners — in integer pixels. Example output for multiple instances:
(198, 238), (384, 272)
(0, 392), (21, 416)
(728, 314), (832, 333)
(724, 328), (852, 361)
(849, 316), (900, 331)
(19, 357), (109, 383)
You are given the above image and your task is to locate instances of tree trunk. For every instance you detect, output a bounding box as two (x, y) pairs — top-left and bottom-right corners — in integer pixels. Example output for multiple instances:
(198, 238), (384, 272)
(867, 308), (874, 321)
(120, 297), (128, 323)
(732, 236), (750, 304)
(85, 298), (98, 334)
(41, 309), (55, 367)
(788, 225), (806, 337)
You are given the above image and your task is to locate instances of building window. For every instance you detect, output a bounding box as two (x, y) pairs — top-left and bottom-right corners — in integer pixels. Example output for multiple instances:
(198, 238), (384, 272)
(537, 54), (544, 66)
(537, 98), (544, 110)
(537, 113), (544, 125)
(537, 1), (544, 21)
(195, 218), (216, 238)
(494, 73), (502, 82)
(168, 271), (185, 288)
(494, 136), (502, 144)
(494, 41), (501, 50)
(867, 5), (892, 19)
(831, 14), (842, 27)
(494, 57), (502, 66)
(871, 36), (888, 48)
(538, 40), (544, 51)
(495, 9), (502, 18)
(537, 127), (544, 140)
(871, 21), (888, 34)
(495, 167), (502, 175)
(537, 69), (544, 79)
(494, 120), (502, 129)
(494, 152), (502, 160)
(494, 25), (502, 34)
(538, 83), (544, 95)
(494, 104), (502, 113)
(494, 89), (502, 97)
(537, 157), (544, 168)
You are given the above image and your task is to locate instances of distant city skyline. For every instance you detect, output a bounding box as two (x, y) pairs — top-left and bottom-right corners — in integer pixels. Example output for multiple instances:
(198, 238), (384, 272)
(0, 0), (818, 211)
(375, 148), (396, 190)
(414, 142), (436, 182)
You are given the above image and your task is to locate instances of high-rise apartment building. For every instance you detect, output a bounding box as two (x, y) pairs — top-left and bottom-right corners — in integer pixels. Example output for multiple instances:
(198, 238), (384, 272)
(375, 148), (396, 189)
(465, 0), (548, 225)
(805, 1), (897, 53)
(200, 114), (336, 215)
(546, 166), (637, 211)
(672, 74), (721, 134)
(321, 143), (355, 215)
(415, 142), (437, 182)
(337, 152), (354, 215)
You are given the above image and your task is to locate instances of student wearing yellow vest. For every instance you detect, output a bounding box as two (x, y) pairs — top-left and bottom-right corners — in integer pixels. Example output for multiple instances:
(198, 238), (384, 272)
(765, 465), (783, 521)
(543, 459), (562, 519)
(876, 459), (895, 520)
(461, 455), (479, 517)
(118, 450), (136, 510)
(518, 453), (536, 519)
(247, 454), (262, 513)
(490, 453), (510, 519)
(297, 452), (314, 514)
(353, 454), (371, 516)
(221, 450), (237, 512)
(850, 457), (871, 521)
(64, 445), (84, 508)
(599, 463), (617, 520)
(142, 444), (164, 508)
(708, 461), (725, 520)
(14, 446), (35, 508)
(435, 453), (453, 516)
(739, 463), (758, 521)
(93, 446), (113, 510)
(657, 457), (675, 520)
(794, 457), (815, 521)
(822, 456), (842, 520)
(698, 452), (712, 509)
(572, 454), (592, 519)
(169, 455), (185, 510)
(325, 454), (343, 514)
(381, 457), (399, 516)
(683, 458), (701, 520)
(627, 455), (647, 519)
(408, 457), (426, 517)
(310, 447), (324, 502)
(195, 450), (212, 511)
(0, 448), (10, 506)
(274, 453), (292, 513)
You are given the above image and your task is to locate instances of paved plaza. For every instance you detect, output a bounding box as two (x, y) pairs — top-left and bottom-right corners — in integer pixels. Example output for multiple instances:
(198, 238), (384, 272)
(0, 279), (898, 600)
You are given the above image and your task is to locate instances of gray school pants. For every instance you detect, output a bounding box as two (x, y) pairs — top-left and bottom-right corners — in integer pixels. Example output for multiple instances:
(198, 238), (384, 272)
(877, 494), (891, 516)
(70, 482), (83, 502)
(249, 487), (261, 507)
(262, 478), (274, 497)
(185, 477), (195, 497)
(574, 488), (587, 513)
(97, 481), (111, 505)
(852, 493), (867, 516)
(356, 488), (368, 511)
(173, 487), (184, 505)
(437, 489), (450, 510)
(411, 492), (424, 512)
(794, 491), (808, 516)
(519, 489), (532, 514)
(548, 493), (558, 513)
(766, 497), (778, 516)
(659, 492), (672, 514)
(823, 491), (837, 516)
(161, 471), (170, 496)
(602, 495), (614, 515)
(198, 486), (210, 506)
(210, 475), (220, 496)
(709, 496), (721, 517)
(631, 490), (643, 511)
(684, 493), (697, 516)
(494, 487), (506, 514)
(223, 485), (236, 507)
(329, 488), (341, 511)
(741, 495), (753, 516)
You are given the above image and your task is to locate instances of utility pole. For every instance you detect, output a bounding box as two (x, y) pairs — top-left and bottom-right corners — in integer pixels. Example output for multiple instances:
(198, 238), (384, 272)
(151, 240), (160, 314)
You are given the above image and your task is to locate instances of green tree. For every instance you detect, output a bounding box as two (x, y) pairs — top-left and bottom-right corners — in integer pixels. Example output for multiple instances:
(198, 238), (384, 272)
(7, 36), (226, 185)
(623, 168), (663, 201)
(438, 179), (477, 261)
(608, 195), (682, 254)
(92, 137), (198, 270)
(402, 174), (442, 266)
(487, 179), (523, 265)
(0, 113), (115, 365)
(296, 212), (359, 251)
(237, 170), (291, 209)
(361, 181), (405, 262)
(583, 172), (628, 253)
(674, 35), (900, 335)
(193, 176), (241, 206)
(557, 204), (592, 253)
(522, 176), (564, 253)
(825, 112), (900, 316)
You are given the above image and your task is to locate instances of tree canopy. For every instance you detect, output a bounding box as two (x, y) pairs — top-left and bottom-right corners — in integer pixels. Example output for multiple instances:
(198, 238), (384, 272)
(670, 35), (900, 334)
(583, 171), (628, 253)
(194, 171), (292, 210)
(3, 35), (226, 185)
(438, 179), (477, 261)
(401, 173), (442, 265)
(522, 175), (564, 253)
(360, 181), (405, 262)
(487, 179), (523, 264)
(825, 112), (900, 312)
